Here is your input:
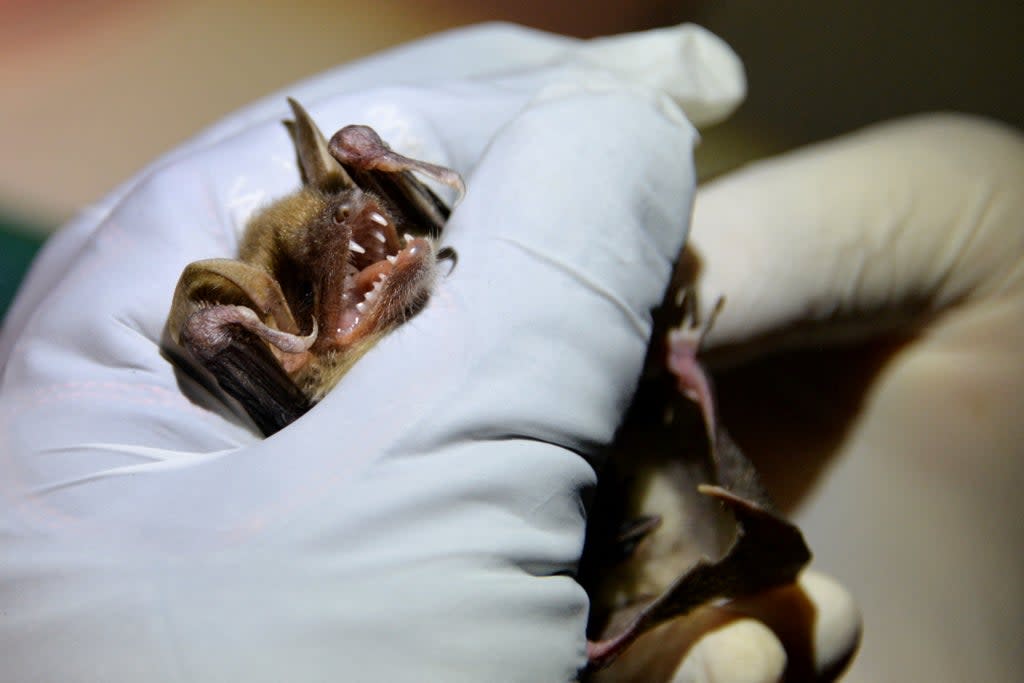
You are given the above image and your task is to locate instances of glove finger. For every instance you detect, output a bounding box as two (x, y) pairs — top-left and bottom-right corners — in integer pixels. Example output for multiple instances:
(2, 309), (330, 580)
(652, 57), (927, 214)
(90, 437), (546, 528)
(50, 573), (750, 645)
(595, 570), (859, 683)
(686, 113), (1024, 359)
(724, 570), (862, 681)
(671, 620), (786, 683)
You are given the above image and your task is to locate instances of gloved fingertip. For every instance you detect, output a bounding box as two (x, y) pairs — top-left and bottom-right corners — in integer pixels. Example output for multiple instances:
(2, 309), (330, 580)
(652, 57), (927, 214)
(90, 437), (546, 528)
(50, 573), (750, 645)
(578, 24), (746, 128)
(670, 618), (786, 683)
(724, 569), (862, 682)
(796, 570), (863, 679)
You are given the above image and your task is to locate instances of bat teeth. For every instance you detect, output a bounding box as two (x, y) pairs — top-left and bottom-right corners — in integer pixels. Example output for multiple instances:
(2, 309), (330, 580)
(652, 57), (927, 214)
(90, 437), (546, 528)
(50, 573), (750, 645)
(386, 255), (397, 264)
(370, 212), (388, 227)
(372, 230), (387, 243)
(358, 275), (389, 307)
(402, 232), (414, 243)
(349, 239), (366, 254)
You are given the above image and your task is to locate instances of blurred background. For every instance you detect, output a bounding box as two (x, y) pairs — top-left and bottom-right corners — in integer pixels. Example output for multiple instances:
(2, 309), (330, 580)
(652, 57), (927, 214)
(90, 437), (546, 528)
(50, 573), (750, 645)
(3, 0), (1023, 310)
(3, 2), (1022, 227)
(2, 2), (1022, 679)
(2, 1), (1022, 306)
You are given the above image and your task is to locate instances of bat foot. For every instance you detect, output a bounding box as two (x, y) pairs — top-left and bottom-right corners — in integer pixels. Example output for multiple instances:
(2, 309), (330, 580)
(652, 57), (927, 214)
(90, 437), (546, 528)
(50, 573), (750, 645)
(182, 305), (317, 360)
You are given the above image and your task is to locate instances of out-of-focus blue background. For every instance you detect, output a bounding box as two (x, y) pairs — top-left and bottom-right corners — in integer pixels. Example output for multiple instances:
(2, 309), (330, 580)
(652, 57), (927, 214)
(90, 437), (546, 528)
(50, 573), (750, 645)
(0, 217), (46, 319)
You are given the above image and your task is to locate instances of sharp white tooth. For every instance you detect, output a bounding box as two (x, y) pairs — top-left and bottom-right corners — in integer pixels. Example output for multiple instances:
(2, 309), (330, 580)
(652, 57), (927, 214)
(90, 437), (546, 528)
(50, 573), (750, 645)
(355, 302), (367, 313)
(364, 291), (376, 303)
(386, 255), (397, 264)
(370, 212), (388, 226)
(372, 230), (387, 243)
(348, 239), (366, 254)
(403, 233), (414, 243)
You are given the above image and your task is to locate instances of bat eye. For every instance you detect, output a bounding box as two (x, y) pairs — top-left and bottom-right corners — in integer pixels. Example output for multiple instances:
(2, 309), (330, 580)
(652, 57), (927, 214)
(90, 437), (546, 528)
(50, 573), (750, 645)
(334, 204), (352, 224)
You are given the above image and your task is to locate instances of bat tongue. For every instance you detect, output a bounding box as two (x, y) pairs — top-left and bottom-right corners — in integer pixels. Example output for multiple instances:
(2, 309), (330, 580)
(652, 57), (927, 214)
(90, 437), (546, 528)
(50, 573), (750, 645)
(350, 235), (430, 298)
(353, 260), (394, 296)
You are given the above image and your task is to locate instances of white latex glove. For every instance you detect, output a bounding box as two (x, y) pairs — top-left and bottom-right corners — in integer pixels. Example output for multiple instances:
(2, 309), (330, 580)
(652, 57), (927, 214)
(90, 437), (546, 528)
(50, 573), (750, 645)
(685, 114), (1024, 682)
(0, 22), (824, 683)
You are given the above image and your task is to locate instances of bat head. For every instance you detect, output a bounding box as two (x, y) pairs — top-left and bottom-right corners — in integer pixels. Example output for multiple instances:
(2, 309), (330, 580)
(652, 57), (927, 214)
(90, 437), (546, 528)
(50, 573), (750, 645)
(167, 99), (461, 433)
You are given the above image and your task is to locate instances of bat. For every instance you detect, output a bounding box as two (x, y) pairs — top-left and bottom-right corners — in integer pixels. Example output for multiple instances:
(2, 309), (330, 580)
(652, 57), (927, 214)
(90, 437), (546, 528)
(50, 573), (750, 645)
(578, 291), (814, 679)
(165, 99), (462, 436)
(165, 101), (821, 679)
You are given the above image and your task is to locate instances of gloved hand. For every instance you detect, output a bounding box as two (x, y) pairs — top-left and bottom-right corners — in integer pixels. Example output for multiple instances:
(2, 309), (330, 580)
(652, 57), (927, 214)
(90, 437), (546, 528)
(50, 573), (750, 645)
(682, 114), (1024, 682)
(0, 22), (849, 683)
(0, 21), (757, 683)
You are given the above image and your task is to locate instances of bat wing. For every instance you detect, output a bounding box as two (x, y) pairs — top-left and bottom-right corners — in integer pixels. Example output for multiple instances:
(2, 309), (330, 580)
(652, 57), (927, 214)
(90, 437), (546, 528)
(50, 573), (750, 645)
(167, 259), (313, 436)
(176, 312), (312, 435)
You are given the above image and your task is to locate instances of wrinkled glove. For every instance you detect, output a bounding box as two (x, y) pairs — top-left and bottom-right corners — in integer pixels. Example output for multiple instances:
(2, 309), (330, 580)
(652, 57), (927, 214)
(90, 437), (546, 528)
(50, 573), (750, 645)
(686, 114), (1024, 682)
(0, 22), (858, 683)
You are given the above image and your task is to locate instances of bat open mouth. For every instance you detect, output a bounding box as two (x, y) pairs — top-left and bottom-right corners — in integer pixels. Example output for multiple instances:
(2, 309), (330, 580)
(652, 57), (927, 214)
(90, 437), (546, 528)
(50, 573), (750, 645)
(329, 199), (441, 347)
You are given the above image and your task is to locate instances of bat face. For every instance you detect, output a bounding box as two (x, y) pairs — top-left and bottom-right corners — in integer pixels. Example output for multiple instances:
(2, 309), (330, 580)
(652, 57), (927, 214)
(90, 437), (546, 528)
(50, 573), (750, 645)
(166, 100), (462, 435)
(235, 184), (446, 395)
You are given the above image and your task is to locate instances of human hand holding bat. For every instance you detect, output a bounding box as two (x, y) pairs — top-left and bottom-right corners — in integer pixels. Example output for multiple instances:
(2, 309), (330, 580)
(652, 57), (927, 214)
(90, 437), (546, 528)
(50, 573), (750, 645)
(0, 23), (862, 683)
(656, 114), (1022, 682)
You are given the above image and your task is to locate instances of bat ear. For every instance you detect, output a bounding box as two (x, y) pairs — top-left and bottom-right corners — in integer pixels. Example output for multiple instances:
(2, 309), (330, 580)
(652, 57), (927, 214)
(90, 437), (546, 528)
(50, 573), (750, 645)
(285, 98), (355, 192)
